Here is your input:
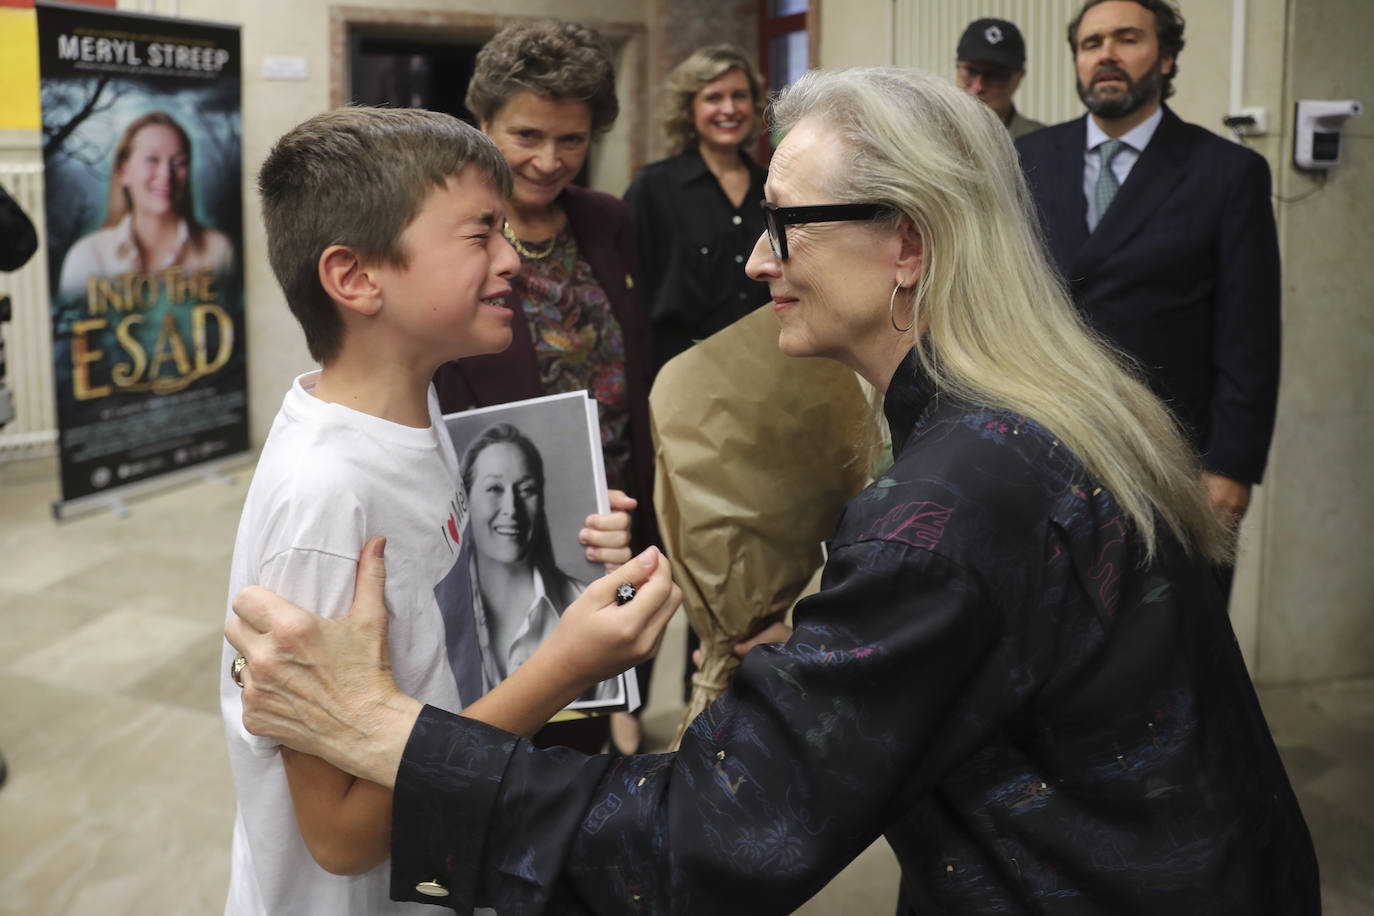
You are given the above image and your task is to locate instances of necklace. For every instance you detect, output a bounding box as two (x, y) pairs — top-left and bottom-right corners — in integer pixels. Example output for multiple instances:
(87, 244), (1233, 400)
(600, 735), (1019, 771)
(502, 220), (556, 260)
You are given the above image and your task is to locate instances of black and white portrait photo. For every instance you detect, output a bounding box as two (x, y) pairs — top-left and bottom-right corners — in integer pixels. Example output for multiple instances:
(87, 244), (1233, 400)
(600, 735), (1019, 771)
(444, 392), (629, 710)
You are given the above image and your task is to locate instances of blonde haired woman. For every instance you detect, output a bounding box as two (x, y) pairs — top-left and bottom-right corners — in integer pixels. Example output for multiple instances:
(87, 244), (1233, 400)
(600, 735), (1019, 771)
(58, 111), (232, 300)
(625, 45), (770, 370)
(228, 67), (1318, 915)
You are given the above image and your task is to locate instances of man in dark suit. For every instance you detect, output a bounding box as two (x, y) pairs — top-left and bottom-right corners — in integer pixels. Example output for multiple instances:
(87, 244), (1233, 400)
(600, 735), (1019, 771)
(1016, 0), (1280, 528)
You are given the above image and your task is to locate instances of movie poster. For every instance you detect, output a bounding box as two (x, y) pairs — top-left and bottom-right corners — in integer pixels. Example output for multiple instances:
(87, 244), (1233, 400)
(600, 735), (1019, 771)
(37, 1), (245, 510)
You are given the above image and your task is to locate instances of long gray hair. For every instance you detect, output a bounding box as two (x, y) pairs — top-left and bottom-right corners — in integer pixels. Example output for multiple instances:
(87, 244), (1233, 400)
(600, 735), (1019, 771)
(771, 67), (1229, 563)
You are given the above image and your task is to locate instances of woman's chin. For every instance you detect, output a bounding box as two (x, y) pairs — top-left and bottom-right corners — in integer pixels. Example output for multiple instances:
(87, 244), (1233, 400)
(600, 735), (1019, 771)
(136, 200), (174, 218)
(776, 326), (816, 359)
(513, 183), (565, 214)
(477, 540), (529, 566)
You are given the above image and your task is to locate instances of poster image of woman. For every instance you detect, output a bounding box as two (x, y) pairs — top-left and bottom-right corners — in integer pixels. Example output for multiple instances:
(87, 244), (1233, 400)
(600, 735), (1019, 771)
(461, 423), (620, 704)
(57, 110), (233, 301)
(37, 4), (247, 508)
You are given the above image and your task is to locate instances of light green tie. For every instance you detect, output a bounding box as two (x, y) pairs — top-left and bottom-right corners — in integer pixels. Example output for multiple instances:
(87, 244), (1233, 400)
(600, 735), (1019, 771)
(1094, 139), (1126, 223)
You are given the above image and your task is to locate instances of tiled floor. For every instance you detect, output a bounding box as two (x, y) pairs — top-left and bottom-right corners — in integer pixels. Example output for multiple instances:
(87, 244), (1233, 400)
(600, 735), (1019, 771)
(1, 454), (1370, 915)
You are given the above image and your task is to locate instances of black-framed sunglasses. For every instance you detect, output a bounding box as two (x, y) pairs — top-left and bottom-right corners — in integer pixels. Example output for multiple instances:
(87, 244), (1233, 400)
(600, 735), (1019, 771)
(761, 201), (890, 261)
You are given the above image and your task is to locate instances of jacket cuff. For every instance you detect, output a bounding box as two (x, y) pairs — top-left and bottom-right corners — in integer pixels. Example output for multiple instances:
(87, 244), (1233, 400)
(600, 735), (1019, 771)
(390, 705), (518, 911)
(1200, 451), (1265, 486)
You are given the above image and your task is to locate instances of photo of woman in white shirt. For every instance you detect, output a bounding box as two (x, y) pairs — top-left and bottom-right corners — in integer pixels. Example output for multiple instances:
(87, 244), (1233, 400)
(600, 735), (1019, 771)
(461, 422), (619, 703)
(58, 110), (232, 300)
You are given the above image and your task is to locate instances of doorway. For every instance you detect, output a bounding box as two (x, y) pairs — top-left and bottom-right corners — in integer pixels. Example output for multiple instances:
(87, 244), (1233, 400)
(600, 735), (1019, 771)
(349, 35), (481, 124)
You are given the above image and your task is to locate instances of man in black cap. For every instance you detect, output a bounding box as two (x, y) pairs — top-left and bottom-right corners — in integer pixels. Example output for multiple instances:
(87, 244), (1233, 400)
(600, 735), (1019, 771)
(956, 17), (1045, 138)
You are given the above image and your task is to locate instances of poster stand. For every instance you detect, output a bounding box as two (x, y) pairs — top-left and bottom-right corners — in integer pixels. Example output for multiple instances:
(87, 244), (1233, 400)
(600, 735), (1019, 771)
(36, 1), (249, 517)
(51, 454), (246, 521)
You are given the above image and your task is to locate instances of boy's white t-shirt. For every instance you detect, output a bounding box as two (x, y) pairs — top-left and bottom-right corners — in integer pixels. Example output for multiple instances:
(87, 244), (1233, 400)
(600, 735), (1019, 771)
(220, 371), (471, 915)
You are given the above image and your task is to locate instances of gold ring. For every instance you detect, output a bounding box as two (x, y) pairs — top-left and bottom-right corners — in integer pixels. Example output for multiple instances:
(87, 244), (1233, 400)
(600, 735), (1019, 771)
(230, 654), (248, 688)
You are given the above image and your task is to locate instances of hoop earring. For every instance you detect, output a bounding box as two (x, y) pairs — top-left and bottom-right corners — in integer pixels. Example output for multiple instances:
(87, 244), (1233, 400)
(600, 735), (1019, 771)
(889, 282), (914, 333)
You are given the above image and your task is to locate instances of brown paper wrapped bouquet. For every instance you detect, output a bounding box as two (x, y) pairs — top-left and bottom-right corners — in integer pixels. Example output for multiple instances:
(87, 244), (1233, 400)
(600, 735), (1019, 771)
(649, 304), (875, 749)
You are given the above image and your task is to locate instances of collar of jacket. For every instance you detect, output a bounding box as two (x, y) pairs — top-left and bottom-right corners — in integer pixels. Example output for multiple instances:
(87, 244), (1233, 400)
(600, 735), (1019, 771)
(664, 146), (762, 188)
(882, 348), (941, 459)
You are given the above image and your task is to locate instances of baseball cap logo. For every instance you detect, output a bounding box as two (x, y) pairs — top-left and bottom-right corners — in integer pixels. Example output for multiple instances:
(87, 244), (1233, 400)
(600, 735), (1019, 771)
(984, 25), (1004, 44)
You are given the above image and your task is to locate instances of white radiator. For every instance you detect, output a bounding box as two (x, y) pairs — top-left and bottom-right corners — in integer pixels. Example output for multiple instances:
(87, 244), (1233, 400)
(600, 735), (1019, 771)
(0, 162), (58, 457)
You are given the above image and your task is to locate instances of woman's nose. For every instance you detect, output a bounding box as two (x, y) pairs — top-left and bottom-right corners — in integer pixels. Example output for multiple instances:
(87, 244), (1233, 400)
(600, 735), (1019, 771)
(745, 230), (778, 281)
(531, 144), (558, 175)
(498, 488), (517, 515)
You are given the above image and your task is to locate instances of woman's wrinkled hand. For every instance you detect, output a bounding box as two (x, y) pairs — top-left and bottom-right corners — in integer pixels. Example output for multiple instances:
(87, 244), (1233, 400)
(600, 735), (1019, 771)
(225, 536), (421, 788)
(692, 620), (794, 669)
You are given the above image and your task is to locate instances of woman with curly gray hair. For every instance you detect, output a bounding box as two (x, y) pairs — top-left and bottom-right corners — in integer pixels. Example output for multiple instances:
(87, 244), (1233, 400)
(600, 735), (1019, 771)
(625, 45), (771, 371)
(432, 18), (659, 757)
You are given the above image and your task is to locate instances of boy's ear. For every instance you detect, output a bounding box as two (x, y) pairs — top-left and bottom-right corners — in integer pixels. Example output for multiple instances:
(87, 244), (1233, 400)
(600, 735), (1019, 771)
(318, 245), (382, 317)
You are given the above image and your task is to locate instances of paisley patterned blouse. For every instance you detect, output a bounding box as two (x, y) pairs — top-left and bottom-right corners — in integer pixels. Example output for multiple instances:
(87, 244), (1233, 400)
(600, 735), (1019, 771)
(390, 350), (1319, 915)
(510, 227), (632, 492)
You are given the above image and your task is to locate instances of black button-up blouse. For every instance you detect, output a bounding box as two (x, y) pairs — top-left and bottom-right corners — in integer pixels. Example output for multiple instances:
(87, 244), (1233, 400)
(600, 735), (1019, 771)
(624, 148), (771, 372)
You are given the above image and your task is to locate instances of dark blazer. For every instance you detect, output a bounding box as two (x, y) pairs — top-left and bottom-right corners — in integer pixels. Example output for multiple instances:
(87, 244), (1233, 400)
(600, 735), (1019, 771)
(433, 184), (659, 552)
(1016, 107), (1281, 484)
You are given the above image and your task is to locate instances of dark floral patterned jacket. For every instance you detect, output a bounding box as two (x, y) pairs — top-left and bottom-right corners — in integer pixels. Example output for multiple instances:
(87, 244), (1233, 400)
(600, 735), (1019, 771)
(391, 351), (1319, 915)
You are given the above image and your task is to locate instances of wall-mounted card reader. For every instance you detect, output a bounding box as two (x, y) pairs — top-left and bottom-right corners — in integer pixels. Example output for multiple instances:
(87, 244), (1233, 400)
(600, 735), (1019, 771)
(1294, 100), (1362, 170)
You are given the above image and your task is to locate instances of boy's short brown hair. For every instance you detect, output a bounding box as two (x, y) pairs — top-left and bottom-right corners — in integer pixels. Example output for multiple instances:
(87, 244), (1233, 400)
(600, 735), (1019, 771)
(258, 107), (513, 364)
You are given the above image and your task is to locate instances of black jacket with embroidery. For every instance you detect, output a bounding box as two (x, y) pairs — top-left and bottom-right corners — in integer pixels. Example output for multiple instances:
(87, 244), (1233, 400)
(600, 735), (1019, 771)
(392, 352), (1319, 915)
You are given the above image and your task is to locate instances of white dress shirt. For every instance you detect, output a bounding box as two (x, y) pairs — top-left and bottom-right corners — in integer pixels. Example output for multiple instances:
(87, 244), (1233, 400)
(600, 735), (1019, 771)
(1083, 105), (1164, 231)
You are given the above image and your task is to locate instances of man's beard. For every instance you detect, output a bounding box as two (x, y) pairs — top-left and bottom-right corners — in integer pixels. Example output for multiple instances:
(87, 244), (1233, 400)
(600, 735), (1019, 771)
(1078, 55), (1164, 119)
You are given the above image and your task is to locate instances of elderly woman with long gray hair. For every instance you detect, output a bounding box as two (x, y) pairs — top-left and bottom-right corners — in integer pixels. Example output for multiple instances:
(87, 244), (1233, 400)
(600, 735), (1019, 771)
(226, 66), (1319, 914)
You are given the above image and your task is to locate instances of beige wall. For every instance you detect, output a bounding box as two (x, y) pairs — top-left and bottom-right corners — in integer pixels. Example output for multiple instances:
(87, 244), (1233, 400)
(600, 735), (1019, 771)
(822, 0), (1374, 684)
(1256, 0), (1374, 682)
(819, 0), (891, 69)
